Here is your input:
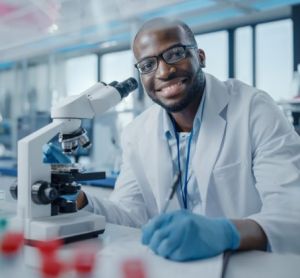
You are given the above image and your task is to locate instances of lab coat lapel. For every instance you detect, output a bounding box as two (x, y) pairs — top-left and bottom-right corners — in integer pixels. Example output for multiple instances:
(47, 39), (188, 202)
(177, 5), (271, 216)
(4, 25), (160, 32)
(193, 74), (228, 213)
(142, 109), (180, 212)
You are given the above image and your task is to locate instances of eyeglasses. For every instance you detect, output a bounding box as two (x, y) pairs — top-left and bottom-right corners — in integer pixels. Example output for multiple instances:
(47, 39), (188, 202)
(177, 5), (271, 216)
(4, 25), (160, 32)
(134, 44), (197, 75)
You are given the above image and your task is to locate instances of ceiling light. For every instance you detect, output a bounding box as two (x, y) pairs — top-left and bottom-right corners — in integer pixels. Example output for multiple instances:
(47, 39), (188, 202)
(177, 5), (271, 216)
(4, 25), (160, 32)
(48, 24), (59, 33)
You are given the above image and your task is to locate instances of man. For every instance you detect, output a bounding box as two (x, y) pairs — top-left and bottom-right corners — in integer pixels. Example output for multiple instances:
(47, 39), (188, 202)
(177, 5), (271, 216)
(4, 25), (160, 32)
(45, 18), (300, 261)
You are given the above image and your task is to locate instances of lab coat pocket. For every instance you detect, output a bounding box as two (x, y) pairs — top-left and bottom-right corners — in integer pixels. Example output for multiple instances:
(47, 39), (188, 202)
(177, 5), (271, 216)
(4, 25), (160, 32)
(211, 161), (243, 217)
(212, 161), (242, 180)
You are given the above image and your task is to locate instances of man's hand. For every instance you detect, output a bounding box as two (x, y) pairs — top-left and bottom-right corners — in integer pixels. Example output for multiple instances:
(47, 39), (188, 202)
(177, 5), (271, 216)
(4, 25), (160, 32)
(43, 143), (71, 164)
(76, 190), (88, 210)
(141, 210), (240, 261)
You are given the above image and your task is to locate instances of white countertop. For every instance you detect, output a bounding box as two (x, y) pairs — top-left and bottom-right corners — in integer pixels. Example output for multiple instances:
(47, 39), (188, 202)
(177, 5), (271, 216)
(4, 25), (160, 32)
(0, 223), (300, 278)
(1, 175), (300, 278)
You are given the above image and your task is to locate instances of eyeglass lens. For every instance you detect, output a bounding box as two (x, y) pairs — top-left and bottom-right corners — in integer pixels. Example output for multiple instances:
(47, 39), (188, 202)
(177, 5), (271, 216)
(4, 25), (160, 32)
(137, 46), (188, 74)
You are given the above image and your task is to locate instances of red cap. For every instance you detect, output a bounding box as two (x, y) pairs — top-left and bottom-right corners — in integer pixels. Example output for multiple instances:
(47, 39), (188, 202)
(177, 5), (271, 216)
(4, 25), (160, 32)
(40, 256), (64, 278)
(35, 239), (63, 257)
(73, 250), (96, 274)
(122, 258), (146, 278)
(0, 231), (24, 255)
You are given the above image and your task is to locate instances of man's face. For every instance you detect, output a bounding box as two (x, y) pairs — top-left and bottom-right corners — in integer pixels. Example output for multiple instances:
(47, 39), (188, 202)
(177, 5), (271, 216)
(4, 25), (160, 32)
(133, 26), (205, 112)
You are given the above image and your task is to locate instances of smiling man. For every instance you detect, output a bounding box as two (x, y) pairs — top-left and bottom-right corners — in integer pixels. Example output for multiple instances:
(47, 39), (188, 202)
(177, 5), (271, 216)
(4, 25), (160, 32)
(72, 18), (300, 261)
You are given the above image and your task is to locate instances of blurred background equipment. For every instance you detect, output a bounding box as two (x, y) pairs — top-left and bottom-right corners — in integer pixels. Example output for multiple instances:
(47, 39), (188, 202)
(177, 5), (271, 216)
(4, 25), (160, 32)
(0, 0), (300, 185)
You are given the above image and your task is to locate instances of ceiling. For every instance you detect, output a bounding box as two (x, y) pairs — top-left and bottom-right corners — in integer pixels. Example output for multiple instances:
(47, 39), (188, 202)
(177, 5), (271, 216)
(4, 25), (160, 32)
(0, 0), (300, 66)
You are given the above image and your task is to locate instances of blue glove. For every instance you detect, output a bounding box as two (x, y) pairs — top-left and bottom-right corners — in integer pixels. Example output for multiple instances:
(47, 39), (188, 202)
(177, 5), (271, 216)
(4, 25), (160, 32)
(141, 210), (240, 261)
(42, 143), (71, 164)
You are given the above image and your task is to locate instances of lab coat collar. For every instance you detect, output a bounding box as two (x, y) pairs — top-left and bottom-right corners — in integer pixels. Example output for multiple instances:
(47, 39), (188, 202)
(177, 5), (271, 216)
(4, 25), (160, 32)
(193, 73), (229, 213)
(162, 85), (207, 140)
(140, 73), (229, 214)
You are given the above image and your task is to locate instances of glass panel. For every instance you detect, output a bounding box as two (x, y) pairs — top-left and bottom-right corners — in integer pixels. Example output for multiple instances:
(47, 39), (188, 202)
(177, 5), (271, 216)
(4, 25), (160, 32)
(0, 69), (15, 157)
(95, 50), (135, 174)
(256, 19), (293, 101)
(28, 63), (50, 111)
(100, 50), (135, 111)
(66, 54), (98, 96)
(195, 31), (228, 81)
(235, 26), (253, 85)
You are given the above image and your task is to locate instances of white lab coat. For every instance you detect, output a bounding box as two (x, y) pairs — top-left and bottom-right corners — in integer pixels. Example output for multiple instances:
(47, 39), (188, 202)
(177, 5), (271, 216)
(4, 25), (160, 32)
(85, 73), (300, 253)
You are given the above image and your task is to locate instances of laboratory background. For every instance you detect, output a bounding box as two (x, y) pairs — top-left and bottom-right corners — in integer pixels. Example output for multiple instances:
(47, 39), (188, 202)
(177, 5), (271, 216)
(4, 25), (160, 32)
(1, 0), (300, 172)
(1, 0), (300, 278)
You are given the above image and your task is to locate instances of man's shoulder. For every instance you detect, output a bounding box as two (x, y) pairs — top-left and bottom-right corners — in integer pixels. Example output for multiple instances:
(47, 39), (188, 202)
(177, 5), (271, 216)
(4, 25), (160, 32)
(205, 73), (260, 102)
(225, 78), (258, 97)
(222, 76), (272, 106)
(226, 78), (275, 106)
(123, 104), (162, 136)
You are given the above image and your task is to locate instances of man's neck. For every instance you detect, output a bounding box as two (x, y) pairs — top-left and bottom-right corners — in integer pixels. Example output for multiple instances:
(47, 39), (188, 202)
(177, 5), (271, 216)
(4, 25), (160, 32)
(171, 92), (203, 132)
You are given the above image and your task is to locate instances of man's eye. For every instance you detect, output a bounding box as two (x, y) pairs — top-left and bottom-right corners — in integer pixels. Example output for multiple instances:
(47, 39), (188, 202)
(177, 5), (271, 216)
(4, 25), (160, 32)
(174, 49), (184, 57)
(140, 60), (155, 71)
(165, 47), (185, 61)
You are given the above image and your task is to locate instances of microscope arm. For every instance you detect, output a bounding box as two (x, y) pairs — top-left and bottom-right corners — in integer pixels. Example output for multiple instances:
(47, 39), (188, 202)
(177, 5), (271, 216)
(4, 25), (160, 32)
(18, 119), (79, 219)
(50, 78), (138, 153)
(51, 78), (137, 120)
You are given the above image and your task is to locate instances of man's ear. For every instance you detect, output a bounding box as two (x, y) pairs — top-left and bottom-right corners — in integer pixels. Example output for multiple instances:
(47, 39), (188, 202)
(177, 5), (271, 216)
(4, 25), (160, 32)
(198, 49), (206, 68)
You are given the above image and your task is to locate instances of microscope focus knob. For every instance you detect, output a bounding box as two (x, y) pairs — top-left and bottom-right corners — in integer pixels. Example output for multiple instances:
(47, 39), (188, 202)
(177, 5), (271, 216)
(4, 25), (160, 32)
(44, 188), (59, 201)
(10, 180), (18, 200)
(32, 181), (59, 205)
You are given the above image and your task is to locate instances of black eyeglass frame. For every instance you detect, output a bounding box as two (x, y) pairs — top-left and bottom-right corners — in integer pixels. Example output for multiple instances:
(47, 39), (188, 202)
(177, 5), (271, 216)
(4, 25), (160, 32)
(134, 44), (198, 75)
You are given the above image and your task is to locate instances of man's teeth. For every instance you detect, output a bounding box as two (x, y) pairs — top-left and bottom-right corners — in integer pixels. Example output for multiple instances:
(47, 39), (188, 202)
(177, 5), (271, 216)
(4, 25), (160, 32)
(162, 81), (183, 91)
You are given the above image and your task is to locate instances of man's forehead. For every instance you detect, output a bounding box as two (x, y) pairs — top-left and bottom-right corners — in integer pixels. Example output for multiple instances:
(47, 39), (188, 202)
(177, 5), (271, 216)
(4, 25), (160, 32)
(136, 24), (185, 42)
(133, 25), (188, 58)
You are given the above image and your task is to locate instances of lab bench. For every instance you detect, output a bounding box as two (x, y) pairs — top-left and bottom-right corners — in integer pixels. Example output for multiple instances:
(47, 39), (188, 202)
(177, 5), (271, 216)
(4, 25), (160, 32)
(1, 166), (300, 277)
(0, 223), (299, 278)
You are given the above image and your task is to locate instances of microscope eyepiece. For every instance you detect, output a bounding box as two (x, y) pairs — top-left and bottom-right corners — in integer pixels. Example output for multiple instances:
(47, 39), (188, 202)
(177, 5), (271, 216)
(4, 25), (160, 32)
(113, 77), (138, 98)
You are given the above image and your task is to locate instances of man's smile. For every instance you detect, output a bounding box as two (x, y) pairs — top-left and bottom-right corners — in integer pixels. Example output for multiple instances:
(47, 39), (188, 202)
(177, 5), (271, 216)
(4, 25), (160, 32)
(156, 77), (188, 98)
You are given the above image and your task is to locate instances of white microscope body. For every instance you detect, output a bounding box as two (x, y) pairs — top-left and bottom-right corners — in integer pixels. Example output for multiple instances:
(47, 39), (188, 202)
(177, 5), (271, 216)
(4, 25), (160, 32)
(17, 78), (137, 243)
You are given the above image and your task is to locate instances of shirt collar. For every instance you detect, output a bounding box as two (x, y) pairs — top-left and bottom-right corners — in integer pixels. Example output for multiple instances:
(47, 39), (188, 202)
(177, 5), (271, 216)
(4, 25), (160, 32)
(162, 89), (207, 140)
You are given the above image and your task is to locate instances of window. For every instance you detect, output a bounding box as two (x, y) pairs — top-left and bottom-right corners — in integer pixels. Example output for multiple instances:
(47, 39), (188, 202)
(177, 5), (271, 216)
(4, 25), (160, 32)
(235, 26), (253, 85)
(100, 50), (135, 111)
(66, 54), (98, 96)
(95, 50), (136, 173)
(256, 19), (293, 101)
(28, 63), (49, 111)
(195, 31), (228, 81)
(0, 69), (15, 118)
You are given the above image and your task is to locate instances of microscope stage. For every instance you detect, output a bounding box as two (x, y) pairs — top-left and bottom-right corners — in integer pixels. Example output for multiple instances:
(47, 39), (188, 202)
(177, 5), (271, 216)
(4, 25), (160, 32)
(26, 210), (105, 244)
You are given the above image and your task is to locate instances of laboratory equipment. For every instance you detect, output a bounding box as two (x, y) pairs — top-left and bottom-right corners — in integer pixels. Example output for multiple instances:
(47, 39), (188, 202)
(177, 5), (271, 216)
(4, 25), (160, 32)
(290, 64), (300, 98)
(14, 78), (138, 244)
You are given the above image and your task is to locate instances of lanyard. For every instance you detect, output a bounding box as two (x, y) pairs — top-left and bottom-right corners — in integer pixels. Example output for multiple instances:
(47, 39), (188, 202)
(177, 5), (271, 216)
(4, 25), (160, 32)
(174, 129), (193, 209)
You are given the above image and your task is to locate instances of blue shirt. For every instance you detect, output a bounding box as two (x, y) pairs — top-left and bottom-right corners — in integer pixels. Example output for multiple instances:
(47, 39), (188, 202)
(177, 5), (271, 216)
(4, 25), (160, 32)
(162, 91), (206, 213)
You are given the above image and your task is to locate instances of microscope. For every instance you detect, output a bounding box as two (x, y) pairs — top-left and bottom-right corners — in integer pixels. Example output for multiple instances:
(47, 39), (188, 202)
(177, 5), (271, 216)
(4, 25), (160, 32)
(14, 78), (138, 244)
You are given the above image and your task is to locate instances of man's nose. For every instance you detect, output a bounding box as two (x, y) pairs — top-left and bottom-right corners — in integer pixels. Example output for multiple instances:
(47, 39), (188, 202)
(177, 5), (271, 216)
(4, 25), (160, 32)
(156, 59), (175, 79)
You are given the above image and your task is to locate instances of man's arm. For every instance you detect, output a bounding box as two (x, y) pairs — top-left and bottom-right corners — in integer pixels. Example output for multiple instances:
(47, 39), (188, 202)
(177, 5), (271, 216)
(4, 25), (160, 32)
(141, 211), (269, 261)
(232, 219), (267, 251)
(78, 187), (267, 251)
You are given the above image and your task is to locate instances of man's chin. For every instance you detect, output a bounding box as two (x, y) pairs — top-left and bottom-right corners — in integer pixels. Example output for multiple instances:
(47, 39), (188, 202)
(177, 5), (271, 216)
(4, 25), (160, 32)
(157, 99), (190, 113)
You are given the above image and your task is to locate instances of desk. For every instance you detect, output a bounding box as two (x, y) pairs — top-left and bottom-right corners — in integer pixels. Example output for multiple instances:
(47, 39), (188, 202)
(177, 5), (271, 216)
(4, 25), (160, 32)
(1, 175), (300, 277)
(1, 224), (223, 278)
(1, 223), (300, 278)
(226, 250), (300, 278)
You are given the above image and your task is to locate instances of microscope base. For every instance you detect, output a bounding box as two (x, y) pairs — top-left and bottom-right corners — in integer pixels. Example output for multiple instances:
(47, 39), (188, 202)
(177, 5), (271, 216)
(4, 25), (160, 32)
(25, 210), (105, 243)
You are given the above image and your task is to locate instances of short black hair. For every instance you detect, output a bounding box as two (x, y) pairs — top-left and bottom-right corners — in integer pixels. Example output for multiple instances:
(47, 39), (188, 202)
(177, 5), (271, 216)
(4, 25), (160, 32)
(133, 17), (197, 47)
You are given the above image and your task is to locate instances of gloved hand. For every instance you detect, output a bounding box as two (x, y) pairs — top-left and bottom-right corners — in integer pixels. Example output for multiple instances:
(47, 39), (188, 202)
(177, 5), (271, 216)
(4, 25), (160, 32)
(141, 210), (240, 261)
(42, 143), (71, 164)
